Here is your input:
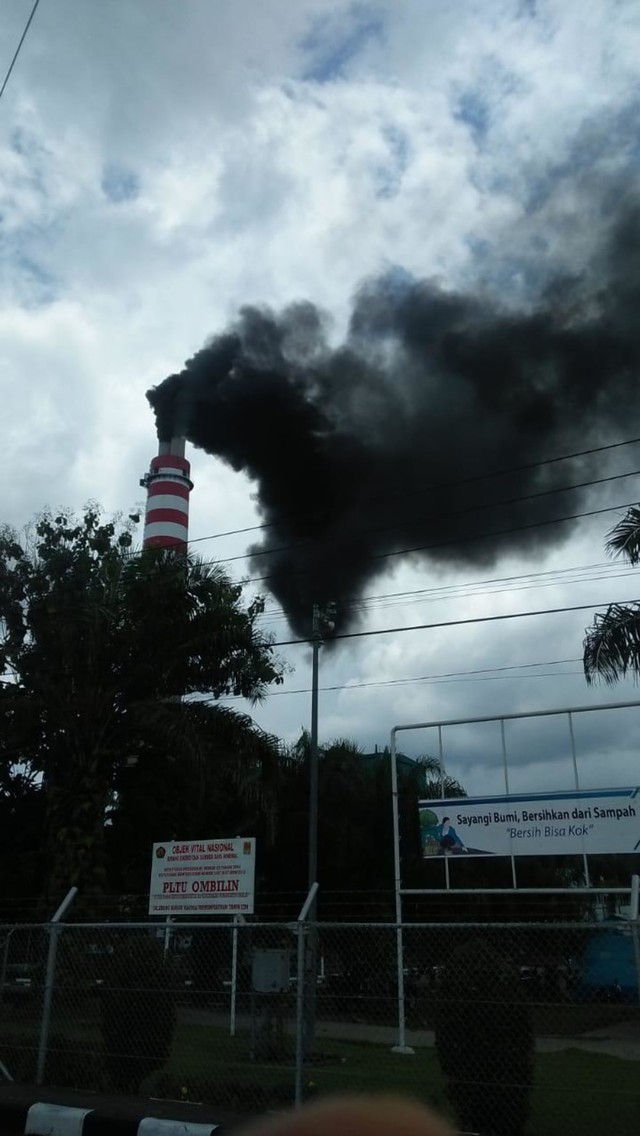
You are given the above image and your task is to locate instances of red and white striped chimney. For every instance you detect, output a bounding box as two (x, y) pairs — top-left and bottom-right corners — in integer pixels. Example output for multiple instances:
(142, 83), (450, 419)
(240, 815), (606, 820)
(140, 437), (193, 551)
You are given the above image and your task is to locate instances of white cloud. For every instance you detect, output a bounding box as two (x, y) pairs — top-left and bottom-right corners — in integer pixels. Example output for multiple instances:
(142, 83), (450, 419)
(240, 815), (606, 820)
(1, 0), (640, 784)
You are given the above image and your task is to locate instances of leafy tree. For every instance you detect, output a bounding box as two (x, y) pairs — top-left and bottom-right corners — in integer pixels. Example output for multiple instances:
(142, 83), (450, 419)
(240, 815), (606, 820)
(258, 737), (463, 913)
(107, 704), (283, 901)
(0, 749), (45, 912)
(258, 734), (392, 904)
(0, 506), (283, 904)
(435, 940), (534, 1136)
(583, 505), (640, 683)
(101, 935), (176, 1093)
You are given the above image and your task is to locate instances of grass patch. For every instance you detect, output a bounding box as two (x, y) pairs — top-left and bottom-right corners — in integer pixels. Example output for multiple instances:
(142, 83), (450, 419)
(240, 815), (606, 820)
(532, 1049), (640, 1136)
(1, 1005), (638, 1134)
(151, 1027), (446, 1114)
(164, 1024), (640, 1134)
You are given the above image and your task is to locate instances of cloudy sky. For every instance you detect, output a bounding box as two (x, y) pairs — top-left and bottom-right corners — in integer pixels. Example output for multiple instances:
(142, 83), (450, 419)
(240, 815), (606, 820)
(2, 0), (640, 798)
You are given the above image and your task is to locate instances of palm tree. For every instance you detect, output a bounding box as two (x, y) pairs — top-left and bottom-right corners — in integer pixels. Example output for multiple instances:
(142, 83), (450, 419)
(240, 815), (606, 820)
(583, 505), (640, 684)
(417, 753), (466, 799)
(108, 701), (283, 901)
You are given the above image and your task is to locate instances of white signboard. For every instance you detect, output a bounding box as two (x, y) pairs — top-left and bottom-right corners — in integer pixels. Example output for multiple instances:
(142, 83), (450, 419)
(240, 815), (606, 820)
(149, 838), (256, 915)
(418, 788), (640, 858)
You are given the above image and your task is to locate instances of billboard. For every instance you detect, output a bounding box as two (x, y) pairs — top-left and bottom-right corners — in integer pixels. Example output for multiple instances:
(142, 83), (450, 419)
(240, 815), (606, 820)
(418, 788), (640, 859)
(149, 838), (256, 915)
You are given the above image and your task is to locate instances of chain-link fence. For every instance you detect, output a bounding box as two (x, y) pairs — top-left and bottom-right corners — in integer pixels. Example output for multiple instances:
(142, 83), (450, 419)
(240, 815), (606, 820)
(0, 919), (638, 1134)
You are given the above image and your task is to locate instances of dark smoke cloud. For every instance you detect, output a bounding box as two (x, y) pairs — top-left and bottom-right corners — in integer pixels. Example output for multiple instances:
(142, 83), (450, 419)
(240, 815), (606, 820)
(147, 194), (640, 637)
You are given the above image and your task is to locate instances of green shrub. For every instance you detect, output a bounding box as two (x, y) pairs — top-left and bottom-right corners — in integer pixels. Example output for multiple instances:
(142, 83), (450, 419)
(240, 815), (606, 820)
(101, 935), (176, 1094)
(435, 939), (534, 1136)
(0, 1033), (37, 1083)
(0, 1030), (106, 1091)
(43, 1034), (108, 1092)
(188, 927), (227, 1007)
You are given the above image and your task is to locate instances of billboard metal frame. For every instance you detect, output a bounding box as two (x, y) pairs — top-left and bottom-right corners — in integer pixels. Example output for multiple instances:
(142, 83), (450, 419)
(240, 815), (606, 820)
(389, 699), (640, 1052)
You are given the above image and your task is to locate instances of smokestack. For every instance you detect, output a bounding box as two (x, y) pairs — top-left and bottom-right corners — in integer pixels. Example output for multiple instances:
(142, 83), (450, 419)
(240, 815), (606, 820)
(140, 436), (193, 551)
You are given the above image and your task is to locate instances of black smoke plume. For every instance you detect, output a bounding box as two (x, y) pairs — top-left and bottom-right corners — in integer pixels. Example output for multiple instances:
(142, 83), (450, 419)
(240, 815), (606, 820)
(147, 198), (640, 637)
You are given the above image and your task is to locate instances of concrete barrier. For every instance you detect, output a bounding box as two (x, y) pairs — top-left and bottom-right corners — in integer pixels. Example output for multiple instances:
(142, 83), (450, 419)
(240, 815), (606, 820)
(0, 1086), (249, 1135)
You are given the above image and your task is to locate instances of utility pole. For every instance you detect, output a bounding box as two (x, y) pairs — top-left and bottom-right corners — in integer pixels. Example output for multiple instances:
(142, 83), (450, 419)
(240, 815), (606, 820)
(307, 602), (336, 903)
(307, 605), (322, 904)
(305, 601), (336, 1052)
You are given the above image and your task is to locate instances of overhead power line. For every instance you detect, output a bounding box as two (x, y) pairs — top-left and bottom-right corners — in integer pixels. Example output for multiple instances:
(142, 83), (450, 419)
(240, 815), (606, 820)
(28, 498), (638, 606)
(0, 0), (42, 104)
(205, 466), (640, 566)
(257, 561), (637, 625)
(216, 657), (583, 699)
(372, 500), (640, 568)
(247, 498), (640, 586)
(185, 434), (640, 547)
(268, 596), (640, 648)
(258, 559), (631, 612)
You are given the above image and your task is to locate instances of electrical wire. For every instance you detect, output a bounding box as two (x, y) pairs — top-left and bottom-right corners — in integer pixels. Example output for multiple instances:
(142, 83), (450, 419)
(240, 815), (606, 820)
(268, 596), (640, 648)
(197, 466), (640, 566)
(118, 489), (640, 590)
(111, 494), (640, 589)
(3, 553), (638, 671)
(32, 436), (640, 589)
(256, 562), (638, 625)
(268, 560), (626, 608)
(2, 566), (629, 688)
(246, 498), (640, 587)
(184, 434), (640, 547)
(219, 671), (589, 700)
(214, 656), (583, 700)
(0, 0), (42, 104)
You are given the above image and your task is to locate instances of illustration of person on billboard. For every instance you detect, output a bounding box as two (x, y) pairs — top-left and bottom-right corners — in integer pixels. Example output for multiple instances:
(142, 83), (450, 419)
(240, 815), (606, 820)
(436, 816), (468, 854)
(420, 808), (469, 857)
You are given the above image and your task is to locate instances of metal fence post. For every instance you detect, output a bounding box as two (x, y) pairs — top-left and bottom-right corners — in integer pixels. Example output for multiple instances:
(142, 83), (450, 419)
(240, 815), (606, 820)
(36, 888), (78, 1086)
(630, 874), (640, 1005)
(295, 883), (318, 1107)
(390, 730), (413, 1054)
(500, 719), (518, 889)
(0, 929), (14, 1008)
(163, 915), (173, 958)
(230, 914), (245, 1037)
(567, 712), (591, 886)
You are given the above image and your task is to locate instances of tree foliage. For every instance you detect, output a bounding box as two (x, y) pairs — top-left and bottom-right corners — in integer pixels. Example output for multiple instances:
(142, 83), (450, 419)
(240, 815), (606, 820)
(435, 940), (534, 1136)
(101, 935), (176, 1093)
(107, 703), (283, 898)
(0, 506), (283, 902)
(583, 506), (640, 684)
(259, 736), (460, 913)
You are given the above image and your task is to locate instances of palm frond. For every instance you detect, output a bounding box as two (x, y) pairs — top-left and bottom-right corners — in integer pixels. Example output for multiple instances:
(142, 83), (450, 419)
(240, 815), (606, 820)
(325, 738), (363, 758)
(583, 602), (640, 685)
(605, 506), (640, 564)
(184, 554), (230, 585)
(128, 697), (283, 835)
(415, 754), (446, 775)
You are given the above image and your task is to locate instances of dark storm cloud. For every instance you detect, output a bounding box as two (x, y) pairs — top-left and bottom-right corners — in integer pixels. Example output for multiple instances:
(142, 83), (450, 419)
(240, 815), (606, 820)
(147, 192), (640, 636)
